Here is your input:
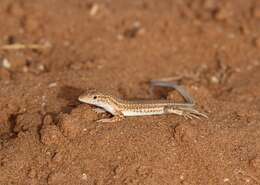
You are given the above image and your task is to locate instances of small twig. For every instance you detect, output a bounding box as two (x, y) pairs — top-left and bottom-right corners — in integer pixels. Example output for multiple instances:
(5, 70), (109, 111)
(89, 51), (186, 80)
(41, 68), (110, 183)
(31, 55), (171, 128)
(1, 43), (51, 50)
(151, 76), (183, 82)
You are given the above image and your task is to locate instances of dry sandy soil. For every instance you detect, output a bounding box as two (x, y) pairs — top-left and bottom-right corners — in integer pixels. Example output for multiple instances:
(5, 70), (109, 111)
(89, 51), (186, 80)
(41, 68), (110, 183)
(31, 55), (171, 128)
(0, 0), (260, 185)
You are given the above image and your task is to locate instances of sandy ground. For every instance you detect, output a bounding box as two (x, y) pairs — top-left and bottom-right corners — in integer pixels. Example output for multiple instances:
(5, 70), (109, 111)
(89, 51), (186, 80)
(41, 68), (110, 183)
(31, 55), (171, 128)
(0, 0), (260, 184)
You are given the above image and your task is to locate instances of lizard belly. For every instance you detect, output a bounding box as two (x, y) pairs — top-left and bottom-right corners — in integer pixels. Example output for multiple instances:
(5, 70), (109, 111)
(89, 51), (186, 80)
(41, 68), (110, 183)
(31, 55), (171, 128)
(122, 108), (165, 117)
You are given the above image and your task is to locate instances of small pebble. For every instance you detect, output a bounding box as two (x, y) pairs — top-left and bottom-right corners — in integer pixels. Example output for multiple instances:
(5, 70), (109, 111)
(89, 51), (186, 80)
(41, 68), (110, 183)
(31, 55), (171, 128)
(48, 82), (57, 88)
(210, 76), (219, 84)
(90, 4), (99, 16)
(117, 34), (124, 40)
(223, 178), (229, 182)
(38, 64), (45, 71)
(2, 58), (11, 69)
(22, 66), (29, 73)
(123, 21), (144, 38)
(133, 21), (141, 28)
(81, 173), (87, 180)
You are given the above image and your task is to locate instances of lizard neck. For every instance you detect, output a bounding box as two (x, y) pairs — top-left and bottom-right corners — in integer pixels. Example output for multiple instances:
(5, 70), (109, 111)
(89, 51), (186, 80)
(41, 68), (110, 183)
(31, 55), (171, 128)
(95, 96), (122, 115)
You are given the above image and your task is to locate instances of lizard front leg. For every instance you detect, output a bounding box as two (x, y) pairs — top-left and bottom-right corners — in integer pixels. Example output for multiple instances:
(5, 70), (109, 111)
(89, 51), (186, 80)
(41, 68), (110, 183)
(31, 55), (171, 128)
(96, 111), (125, 122)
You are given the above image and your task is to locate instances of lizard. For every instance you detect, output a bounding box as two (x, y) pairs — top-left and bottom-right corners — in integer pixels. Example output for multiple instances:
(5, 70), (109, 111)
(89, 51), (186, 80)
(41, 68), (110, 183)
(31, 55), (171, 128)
(78, 81), (207, 122)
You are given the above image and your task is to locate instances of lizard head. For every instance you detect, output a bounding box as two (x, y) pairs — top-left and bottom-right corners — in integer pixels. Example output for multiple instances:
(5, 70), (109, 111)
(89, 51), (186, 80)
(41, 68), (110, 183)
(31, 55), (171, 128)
(78, 90), (118, 115)
(78, 90), (113, 106)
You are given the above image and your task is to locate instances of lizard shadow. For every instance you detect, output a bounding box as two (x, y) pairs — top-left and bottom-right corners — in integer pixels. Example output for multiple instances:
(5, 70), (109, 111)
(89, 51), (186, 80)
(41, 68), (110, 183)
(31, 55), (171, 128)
(57, 85), (85, 113)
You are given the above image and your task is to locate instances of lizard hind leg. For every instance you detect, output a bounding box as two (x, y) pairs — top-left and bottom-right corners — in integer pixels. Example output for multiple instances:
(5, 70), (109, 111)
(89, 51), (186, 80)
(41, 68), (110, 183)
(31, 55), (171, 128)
(164, 106), (208, 120)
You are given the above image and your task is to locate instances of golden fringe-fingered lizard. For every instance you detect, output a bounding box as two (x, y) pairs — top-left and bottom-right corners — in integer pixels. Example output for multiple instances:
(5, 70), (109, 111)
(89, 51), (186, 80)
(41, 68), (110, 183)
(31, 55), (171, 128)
(78, 81), (207, 122)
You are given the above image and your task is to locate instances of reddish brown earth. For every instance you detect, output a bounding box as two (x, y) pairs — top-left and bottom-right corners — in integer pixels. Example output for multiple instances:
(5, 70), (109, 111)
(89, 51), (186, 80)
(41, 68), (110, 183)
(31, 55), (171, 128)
(1, 0), (260, 185)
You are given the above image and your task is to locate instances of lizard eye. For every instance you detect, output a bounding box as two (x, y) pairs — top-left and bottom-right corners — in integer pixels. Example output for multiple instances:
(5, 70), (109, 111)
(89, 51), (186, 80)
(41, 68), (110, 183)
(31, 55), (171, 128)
(93, 96), (97, 99)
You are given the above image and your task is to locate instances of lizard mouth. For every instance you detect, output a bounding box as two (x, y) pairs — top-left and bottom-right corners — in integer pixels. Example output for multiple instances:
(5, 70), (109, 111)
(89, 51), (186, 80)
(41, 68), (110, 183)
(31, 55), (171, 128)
(78, 95), (89, 103)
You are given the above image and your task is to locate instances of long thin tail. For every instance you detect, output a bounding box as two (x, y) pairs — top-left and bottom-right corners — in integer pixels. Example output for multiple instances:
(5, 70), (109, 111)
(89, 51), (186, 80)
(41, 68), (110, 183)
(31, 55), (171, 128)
(150, 80), (195, 105)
